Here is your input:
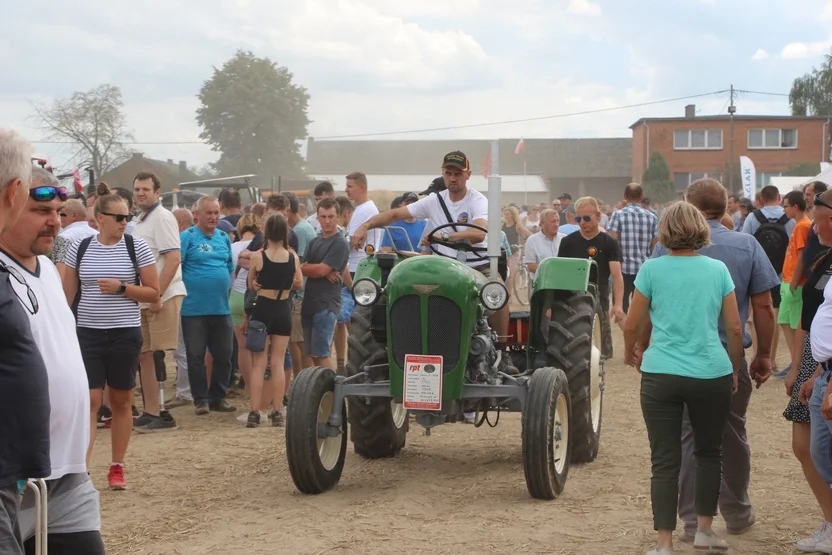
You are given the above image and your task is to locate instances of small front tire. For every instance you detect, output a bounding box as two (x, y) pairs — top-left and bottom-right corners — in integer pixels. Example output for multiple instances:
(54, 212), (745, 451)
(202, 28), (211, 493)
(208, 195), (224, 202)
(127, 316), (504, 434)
(522, 367), (571, 500)
(285, 366), (347, 494)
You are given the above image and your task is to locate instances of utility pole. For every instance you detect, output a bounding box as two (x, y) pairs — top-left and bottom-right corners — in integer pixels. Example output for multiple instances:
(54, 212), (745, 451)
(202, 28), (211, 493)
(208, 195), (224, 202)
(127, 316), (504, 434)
(728, 85), (736, 191)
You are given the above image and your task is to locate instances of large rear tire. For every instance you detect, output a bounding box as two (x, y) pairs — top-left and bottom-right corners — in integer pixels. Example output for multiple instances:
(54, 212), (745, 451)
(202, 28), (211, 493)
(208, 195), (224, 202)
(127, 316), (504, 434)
(346, 307), (408, 459)
(285, 366), (347, 494)
(546, 291), (604, 464)
(522, 367), (571, 500)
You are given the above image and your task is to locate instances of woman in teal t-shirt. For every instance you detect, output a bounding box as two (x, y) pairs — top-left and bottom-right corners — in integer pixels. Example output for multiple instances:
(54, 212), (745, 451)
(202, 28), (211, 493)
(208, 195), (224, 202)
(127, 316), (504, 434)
(623, 201), (743, 555)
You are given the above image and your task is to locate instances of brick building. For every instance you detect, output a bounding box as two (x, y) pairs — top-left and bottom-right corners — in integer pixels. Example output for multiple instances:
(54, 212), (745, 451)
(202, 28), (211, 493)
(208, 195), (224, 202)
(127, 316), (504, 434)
(630, 106), (830, 192)
(99, 153), (199, 193)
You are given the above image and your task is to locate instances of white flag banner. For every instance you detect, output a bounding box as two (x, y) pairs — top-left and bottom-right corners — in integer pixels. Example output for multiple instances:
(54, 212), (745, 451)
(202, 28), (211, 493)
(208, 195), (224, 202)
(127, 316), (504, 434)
(739, 156), (756, 201)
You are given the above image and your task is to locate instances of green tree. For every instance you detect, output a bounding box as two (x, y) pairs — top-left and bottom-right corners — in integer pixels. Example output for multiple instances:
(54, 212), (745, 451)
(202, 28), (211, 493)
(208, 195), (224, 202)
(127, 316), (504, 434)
(641, 151), (675, 203)
(784, 161), (821, 177)
(30, 84), (134, 178)
(790, 53), (832, 157)
(196, 50), (310, 179)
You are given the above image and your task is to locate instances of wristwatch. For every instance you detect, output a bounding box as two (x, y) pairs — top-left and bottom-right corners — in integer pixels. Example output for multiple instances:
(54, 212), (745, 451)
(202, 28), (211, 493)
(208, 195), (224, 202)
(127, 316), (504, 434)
(440, 230), (451, 241)
(118, 281), (127, 294)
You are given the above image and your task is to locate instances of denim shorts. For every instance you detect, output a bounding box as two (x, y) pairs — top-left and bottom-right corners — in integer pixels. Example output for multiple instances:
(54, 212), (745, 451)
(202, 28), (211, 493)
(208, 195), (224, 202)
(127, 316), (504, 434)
(302, 310), (338, 358)
(339, 287), (355, 324)
(810, 368), (832, 485)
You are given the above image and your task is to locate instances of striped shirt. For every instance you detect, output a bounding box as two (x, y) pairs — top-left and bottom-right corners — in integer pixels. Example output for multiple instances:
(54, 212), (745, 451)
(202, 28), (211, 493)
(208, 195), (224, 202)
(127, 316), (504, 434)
(607, 203), (658, 275)
(65, 235), (155, 329)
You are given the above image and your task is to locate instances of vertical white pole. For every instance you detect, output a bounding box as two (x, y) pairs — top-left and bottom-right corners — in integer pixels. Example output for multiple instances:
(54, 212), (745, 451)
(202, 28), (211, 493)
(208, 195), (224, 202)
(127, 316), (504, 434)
(487, 139), (501, 280)
(523, 159), (528, 207)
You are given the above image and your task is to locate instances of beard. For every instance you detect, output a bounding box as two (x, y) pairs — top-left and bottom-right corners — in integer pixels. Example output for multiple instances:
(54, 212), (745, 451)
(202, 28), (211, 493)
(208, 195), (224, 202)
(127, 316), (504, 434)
(32, 231), (57, 256)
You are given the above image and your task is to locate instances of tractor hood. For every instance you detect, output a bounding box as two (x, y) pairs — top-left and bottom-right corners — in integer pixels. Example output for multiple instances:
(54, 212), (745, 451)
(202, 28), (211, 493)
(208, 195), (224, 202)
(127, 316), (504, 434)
(385, 255), (486, 302)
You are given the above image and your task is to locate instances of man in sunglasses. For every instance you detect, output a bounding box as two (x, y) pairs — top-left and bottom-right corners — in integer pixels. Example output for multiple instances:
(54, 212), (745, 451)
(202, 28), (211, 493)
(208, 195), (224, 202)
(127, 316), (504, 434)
(0, 129), (51, 555)
(53, 198), (96, 279)
(0, 166), (106, 554)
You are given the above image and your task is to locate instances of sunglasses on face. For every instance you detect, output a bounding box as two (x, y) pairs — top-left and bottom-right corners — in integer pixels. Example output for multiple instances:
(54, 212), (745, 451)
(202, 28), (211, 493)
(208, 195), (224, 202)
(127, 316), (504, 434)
(29, 186), (68, 202)
(101, 212), (134, 223)
(576, 215), (594, 223)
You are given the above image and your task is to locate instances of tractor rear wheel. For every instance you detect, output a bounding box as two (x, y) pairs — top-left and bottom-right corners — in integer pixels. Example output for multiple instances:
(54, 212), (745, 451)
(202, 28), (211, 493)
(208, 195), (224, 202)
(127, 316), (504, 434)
(346, 306), (408, 459)
(545, 291), (604, 464)
(522, 366), (571, 500)
(285, 366), (347, 494)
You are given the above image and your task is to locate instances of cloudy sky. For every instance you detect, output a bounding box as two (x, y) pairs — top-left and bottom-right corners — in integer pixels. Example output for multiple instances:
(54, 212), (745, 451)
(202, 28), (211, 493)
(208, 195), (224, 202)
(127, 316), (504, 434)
(2, 0), (831, 170)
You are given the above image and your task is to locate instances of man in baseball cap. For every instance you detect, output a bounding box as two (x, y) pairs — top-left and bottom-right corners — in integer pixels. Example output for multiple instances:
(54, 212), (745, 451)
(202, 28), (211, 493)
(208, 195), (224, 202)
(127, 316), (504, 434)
(420, 176), (447, 197)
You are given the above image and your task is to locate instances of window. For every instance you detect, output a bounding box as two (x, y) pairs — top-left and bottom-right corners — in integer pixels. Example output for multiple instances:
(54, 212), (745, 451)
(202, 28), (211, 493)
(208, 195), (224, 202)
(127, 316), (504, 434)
(674, 129), (723, 150)
(748, 128), (798, 149)
(673, 172), (723, 191)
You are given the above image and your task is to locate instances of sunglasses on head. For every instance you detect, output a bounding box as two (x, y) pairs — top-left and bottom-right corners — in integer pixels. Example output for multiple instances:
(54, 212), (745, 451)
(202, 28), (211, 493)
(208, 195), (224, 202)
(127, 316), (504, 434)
(29, 186), (68, 202)
(576, 215), (594, 223)
(101, 212), (134, 223)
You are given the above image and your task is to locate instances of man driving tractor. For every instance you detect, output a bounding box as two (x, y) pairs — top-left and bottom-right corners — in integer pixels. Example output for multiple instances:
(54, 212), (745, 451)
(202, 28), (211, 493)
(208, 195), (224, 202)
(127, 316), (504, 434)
(350, 150), (510, 350)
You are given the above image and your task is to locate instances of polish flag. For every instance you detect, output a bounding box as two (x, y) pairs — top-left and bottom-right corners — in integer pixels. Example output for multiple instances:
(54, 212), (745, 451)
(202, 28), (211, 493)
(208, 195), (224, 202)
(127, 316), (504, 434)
(482, 149), (491, 178)
(514, 138), (525, 155)
(72, 169), (84, 192)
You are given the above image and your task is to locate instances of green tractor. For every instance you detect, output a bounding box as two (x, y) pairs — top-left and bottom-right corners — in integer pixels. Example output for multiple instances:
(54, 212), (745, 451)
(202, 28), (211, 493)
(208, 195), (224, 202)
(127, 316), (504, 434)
(285, 222), (605, 500)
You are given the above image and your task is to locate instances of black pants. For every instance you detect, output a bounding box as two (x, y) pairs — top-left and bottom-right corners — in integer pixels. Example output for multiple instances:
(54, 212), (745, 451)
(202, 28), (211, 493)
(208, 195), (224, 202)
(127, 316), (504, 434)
(181, 315), (233, 405)
(640, 372), (733, 530)
(623, 273), (637, 313)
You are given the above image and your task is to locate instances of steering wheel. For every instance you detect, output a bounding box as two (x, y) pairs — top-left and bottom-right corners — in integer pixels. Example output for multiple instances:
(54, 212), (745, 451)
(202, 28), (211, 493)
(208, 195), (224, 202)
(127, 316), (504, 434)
(426, 222), (488, 259)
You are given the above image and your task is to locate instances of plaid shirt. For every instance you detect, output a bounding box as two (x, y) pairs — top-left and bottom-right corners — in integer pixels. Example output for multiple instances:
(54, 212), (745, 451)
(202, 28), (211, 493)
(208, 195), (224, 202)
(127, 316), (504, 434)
(607, 203), (658, 275)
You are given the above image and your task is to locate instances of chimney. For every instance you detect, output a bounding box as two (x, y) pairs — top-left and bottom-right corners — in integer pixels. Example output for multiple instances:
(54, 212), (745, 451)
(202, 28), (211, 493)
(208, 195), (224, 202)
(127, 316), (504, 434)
(131, 152), (143, 159)
(685, 104), (696, 118)
(179, 161), (187, 178)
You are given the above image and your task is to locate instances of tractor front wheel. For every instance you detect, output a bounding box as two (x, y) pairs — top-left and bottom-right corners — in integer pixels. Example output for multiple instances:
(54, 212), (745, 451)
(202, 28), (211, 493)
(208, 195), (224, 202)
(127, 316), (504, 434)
(285, 366), (347, 494)
(347, 307), (408, 459)
(522, 366), (571, 500)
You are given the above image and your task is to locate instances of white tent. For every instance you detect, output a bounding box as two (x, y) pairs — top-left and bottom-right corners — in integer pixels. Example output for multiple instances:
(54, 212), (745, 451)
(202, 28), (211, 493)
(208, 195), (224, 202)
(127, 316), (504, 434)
(769, 176), (809, 195)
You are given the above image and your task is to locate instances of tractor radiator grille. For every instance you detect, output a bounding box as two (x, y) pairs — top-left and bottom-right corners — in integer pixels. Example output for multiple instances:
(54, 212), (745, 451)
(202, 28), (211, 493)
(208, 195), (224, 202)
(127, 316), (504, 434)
(427, 296), (461, 372)
(390, 295), (422, 368)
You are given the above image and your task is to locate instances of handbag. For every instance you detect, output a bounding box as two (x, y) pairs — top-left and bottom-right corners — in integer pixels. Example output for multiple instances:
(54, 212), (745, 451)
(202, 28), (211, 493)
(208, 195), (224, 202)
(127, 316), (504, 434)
(244, 289), (258, 315)
(246, 319), (268, 352)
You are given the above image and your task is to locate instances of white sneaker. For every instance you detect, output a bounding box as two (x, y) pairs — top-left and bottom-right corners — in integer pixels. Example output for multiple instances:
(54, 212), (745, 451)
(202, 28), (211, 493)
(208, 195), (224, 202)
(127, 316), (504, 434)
(797, 522), (832, 552)
(646, 548), (673, 555)
(693, 530), (729, 552)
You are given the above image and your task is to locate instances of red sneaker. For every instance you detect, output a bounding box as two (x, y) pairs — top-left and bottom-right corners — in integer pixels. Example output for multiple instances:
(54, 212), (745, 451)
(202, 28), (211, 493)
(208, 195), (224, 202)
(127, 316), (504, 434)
(108, 464), (126, 490)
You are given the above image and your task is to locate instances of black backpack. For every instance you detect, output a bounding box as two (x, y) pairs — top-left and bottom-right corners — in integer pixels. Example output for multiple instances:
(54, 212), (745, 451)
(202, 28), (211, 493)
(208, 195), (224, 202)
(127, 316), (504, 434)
(71, 234), (140, 315)
(752, 210), (790, 274)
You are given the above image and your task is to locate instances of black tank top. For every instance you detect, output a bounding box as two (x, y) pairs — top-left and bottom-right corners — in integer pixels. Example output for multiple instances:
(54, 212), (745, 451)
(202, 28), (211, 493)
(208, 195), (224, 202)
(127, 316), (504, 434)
(258, 250), (295, 293)
(502, 224), (519, 247)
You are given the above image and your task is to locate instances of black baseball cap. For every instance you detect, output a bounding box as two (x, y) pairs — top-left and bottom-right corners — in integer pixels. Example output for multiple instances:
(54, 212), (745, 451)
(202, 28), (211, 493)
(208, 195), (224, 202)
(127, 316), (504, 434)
(401, 192), (419, 204)
(442, 150), (470, 171)
(558, 193), (572, 200)
(420, 176), (447, 196)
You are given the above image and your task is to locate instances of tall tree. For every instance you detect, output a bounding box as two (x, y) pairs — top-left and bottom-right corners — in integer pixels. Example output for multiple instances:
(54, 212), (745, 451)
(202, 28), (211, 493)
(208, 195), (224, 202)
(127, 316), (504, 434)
(790, 53), (832, 157)
(784, 161), (821, 177)
(31, 84), (134, 178)
(196, 50), (310, 179)
(641, 151), (675, 203)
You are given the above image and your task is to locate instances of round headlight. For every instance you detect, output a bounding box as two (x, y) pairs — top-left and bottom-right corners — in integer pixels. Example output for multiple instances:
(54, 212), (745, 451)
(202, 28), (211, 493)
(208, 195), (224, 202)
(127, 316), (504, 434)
(352, 278), (380, 306)
(480, 281), (508, 311)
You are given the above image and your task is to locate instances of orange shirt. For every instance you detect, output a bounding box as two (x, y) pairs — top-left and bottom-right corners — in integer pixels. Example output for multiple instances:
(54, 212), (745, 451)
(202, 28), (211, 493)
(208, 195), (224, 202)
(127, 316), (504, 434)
(783, 217), (812, 284)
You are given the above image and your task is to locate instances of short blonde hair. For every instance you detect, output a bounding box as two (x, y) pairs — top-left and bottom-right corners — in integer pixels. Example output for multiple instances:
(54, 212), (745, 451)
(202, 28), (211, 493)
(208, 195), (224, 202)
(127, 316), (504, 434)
(574, 196), (600, 212)
(236, 212), (261, 238)
(658, 201), (710, 251)
(345, 171), (367, 187)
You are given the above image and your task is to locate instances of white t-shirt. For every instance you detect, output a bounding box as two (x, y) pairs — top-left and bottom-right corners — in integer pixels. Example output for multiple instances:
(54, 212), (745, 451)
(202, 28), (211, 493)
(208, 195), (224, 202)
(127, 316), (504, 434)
(307, 213), (321, 234)
(231, 239), (253, 293)
(65, 235), (156, 329)
(348, 200), (380, 272)
(0, 252), (89, 479)
(407, 188), (489, 266)
(811, 277), (832, 363)
(524, 231), (566, 280)
(132, 204), (186, 305)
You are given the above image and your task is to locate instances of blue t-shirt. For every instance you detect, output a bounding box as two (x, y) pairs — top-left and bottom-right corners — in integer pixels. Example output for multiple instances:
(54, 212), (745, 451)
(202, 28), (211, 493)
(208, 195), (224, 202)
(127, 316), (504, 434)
(635, 255), (735, 379)
(380, 220), (427, 252)
(180, 226), (235, 317)
(559, 224), (580, 235)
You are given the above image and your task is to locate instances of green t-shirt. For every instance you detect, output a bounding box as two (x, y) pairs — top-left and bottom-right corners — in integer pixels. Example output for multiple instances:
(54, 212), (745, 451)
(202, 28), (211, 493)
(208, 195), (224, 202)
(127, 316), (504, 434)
(635, 255), (735, 379)
(293, 219), (318, 260)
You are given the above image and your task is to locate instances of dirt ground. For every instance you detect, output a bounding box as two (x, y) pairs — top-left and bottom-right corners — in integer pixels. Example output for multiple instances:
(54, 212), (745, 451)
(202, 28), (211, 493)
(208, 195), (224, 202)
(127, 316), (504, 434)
(92, 327), (815, 555)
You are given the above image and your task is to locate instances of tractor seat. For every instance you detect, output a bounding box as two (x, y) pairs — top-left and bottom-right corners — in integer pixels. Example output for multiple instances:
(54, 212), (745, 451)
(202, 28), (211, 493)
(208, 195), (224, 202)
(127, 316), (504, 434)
(397, 250), (423, 258)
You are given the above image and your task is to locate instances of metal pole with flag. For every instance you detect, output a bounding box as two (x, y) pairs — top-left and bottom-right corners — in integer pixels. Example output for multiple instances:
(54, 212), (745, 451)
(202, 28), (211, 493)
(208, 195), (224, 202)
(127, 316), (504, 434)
(514, 138), (526, 206)
(739, 156), (756, 201)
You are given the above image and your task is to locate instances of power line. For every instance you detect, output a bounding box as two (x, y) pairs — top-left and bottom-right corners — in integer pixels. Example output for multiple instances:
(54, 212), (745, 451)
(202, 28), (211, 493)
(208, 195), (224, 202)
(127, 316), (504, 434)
(27, 88), (791, 144)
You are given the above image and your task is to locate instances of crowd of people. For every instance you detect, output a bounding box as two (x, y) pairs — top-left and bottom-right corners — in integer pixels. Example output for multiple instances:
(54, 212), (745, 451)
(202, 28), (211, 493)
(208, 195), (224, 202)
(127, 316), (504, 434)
(4, 122), (832, 555)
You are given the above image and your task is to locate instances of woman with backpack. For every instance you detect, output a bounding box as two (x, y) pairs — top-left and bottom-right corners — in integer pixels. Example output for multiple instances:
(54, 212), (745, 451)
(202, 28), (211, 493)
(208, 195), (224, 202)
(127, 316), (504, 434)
(243, 213), (302, 428)
(62, 182), (160, 490)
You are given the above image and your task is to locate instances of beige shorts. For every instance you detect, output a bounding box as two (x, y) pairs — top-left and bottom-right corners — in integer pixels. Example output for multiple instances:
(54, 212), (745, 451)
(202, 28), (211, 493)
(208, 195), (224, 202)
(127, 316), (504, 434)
(141, 295), (183, 352)
(291, 296), (304, 343)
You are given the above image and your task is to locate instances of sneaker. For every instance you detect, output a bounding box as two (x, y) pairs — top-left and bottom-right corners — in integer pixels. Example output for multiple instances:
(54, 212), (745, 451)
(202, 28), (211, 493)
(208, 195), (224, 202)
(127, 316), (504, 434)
(108, 464), (126, 490)
(238, 411), (267, 423)
(135, 414), (177, 433)
(646, 549), (673, 555)
(726, 511), (756, 535)
(246, 411), (261, 428)
(133, 411), (154, 428)
(131, 405), (139, 419)
(678, 529), (696, 543)
(165, 395), (192, 409)
(209, 400), (236, 412)
(774, 364), (792, 379)
(97, 406), (112, 429)
(693, 529), (729, 552)
(797, 522), (832, 552)
(270, 410), (285, 427)
(195, 403), (210, 416)
(815, 534), (832, 554)
(283, 395), (290, 408)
